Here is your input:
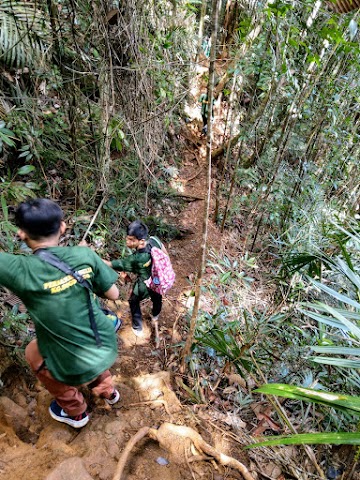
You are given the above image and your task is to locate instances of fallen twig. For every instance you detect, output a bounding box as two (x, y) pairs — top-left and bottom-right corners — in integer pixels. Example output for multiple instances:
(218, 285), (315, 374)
(81, 196), (107, 242)
(185, 167), (204, 182)
(172, 193), (204, 201)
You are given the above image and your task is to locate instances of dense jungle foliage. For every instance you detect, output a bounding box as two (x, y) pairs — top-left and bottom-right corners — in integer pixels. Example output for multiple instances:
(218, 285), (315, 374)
(1, 0), (360, 474)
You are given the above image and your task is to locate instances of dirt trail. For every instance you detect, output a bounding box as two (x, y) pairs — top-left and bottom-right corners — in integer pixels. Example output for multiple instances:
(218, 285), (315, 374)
(0, 122), (247, 480)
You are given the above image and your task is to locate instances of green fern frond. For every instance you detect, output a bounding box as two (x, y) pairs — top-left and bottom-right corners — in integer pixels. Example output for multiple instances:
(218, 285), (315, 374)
(0, 1), (51, 68)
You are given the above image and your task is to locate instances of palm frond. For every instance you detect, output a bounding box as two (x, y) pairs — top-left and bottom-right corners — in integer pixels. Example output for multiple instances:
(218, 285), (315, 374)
(308, 278), (360, 310)
(311, 346), (360, 355)
(309, 357), (360, 368)
(248, 432), (360, 447)
(255, 383), (360, 415)
(0, 1), (51, 68)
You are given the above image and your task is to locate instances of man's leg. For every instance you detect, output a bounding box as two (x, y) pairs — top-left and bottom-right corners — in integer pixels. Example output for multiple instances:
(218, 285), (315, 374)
(129, 291), (143, 331)
(25, 339), (87, 416)
(87, 370), (120, 405)
(148, 289), (162, 319)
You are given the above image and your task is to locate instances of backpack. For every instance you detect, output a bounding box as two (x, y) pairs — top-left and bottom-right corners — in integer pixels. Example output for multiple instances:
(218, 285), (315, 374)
(144, 237), (175, 295)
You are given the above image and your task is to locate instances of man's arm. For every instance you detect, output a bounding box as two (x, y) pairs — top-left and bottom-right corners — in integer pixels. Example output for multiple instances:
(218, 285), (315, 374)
(103, 284), (119, 300)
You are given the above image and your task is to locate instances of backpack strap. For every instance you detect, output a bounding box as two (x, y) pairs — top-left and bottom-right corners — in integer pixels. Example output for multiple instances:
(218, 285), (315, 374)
(34, 249), (102, 347)
(148, 236), (162, 250)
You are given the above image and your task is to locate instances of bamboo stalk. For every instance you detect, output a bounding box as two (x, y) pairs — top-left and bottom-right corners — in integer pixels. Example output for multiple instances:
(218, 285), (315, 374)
(182, 0), (221, 366)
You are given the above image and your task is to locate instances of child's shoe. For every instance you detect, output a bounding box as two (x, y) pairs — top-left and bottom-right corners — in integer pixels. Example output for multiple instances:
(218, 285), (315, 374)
(113, 317), (122, 333)
(104, 389), (120, 405)
(49, 400), (89, 428)
(132, 327), (146, 338)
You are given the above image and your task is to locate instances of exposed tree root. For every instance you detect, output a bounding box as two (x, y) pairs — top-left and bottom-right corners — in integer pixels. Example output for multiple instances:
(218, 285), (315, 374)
(112, 426), (150, 480)
(127, 399), (174, 419)
(112, 422), (255, 480)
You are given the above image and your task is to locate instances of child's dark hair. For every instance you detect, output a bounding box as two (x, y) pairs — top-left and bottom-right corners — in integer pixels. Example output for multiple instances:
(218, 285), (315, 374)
(15, 198), (64, 240)
(127, 220), (148, 240)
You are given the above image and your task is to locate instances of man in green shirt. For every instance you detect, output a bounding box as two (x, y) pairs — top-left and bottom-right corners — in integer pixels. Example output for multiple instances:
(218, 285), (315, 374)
(199, 91), (215, 135)
(0, 198), (121, 428)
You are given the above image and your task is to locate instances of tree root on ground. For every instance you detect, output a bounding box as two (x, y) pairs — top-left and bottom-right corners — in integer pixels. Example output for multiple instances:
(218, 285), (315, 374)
(112, 422), (255, 480)
(127, 399), (174, 420)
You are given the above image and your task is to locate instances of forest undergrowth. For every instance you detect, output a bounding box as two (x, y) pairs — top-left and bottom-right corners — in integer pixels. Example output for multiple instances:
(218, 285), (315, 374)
(1, 0), (360, 478)
(0, 86), (358, 480)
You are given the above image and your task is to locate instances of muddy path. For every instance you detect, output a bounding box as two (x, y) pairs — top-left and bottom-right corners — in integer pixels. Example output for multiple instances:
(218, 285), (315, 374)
(0, 121), (251, 480)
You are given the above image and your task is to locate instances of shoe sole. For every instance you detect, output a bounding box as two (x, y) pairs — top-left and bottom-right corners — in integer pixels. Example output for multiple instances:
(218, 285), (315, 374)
(114, 318), (122, 333)
(105, 390), (120, 405)
(132, 329), (146, 338)
(49, 407), (89, 428)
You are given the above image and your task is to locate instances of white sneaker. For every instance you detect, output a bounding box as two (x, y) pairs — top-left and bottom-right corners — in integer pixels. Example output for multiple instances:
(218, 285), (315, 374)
(132, 327), (146, 338)
(49, 400), (89, 428)
(104, 389), (120, 405)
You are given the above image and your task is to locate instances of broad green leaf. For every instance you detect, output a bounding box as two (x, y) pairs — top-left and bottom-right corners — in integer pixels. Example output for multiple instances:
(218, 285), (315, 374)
(17, 165), (35, 175)
(25, 182), (40, 190)
(220, 271), (232, 283)
(349, 19), (358, 40)
(1, 195), (8, 221)
(255, 384), (360, 415)
(0, 127), (15, 136)
(247, 432), (360, 447)
(0, 131), (16, 147)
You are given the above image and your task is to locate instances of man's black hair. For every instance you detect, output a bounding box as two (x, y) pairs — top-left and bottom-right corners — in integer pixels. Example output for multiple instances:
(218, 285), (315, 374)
(15, 198), (64, 240)
(127, 220), (148, 240)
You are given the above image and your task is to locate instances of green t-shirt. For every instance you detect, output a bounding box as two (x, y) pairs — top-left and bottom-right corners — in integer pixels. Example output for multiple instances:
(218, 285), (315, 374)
(199, 93), (215, 117)
(111, 236), (162, 299)
(0, 246), (119, 385)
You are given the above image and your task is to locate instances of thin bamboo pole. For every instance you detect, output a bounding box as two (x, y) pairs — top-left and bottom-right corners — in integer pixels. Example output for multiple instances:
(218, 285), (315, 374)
(182, 0), (221, 367)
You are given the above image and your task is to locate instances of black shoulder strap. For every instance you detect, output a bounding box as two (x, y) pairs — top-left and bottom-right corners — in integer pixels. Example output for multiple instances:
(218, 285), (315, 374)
(34, 249), (93, 289)
(34, 249), (102, 347)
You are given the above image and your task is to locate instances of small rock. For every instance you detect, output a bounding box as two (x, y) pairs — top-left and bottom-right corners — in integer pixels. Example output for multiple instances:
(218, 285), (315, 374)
(45, 457), (93, 480)
(156, 456), (169, 466)
(0, 396), (29, 434)
(104, 420), (123, 436)
(327, 466), (343, 480)
(13, 392), (28, 408)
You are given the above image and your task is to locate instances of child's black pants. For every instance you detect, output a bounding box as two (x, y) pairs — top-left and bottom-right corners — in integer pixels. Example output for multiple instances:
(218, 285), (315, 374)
(129, 289), (162, 331)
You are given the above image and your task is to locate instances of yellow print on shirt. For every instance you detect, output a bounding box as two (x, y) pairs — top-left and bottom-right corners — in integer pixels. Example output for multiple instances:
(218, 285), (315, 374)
(43, 267), (92, 294)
